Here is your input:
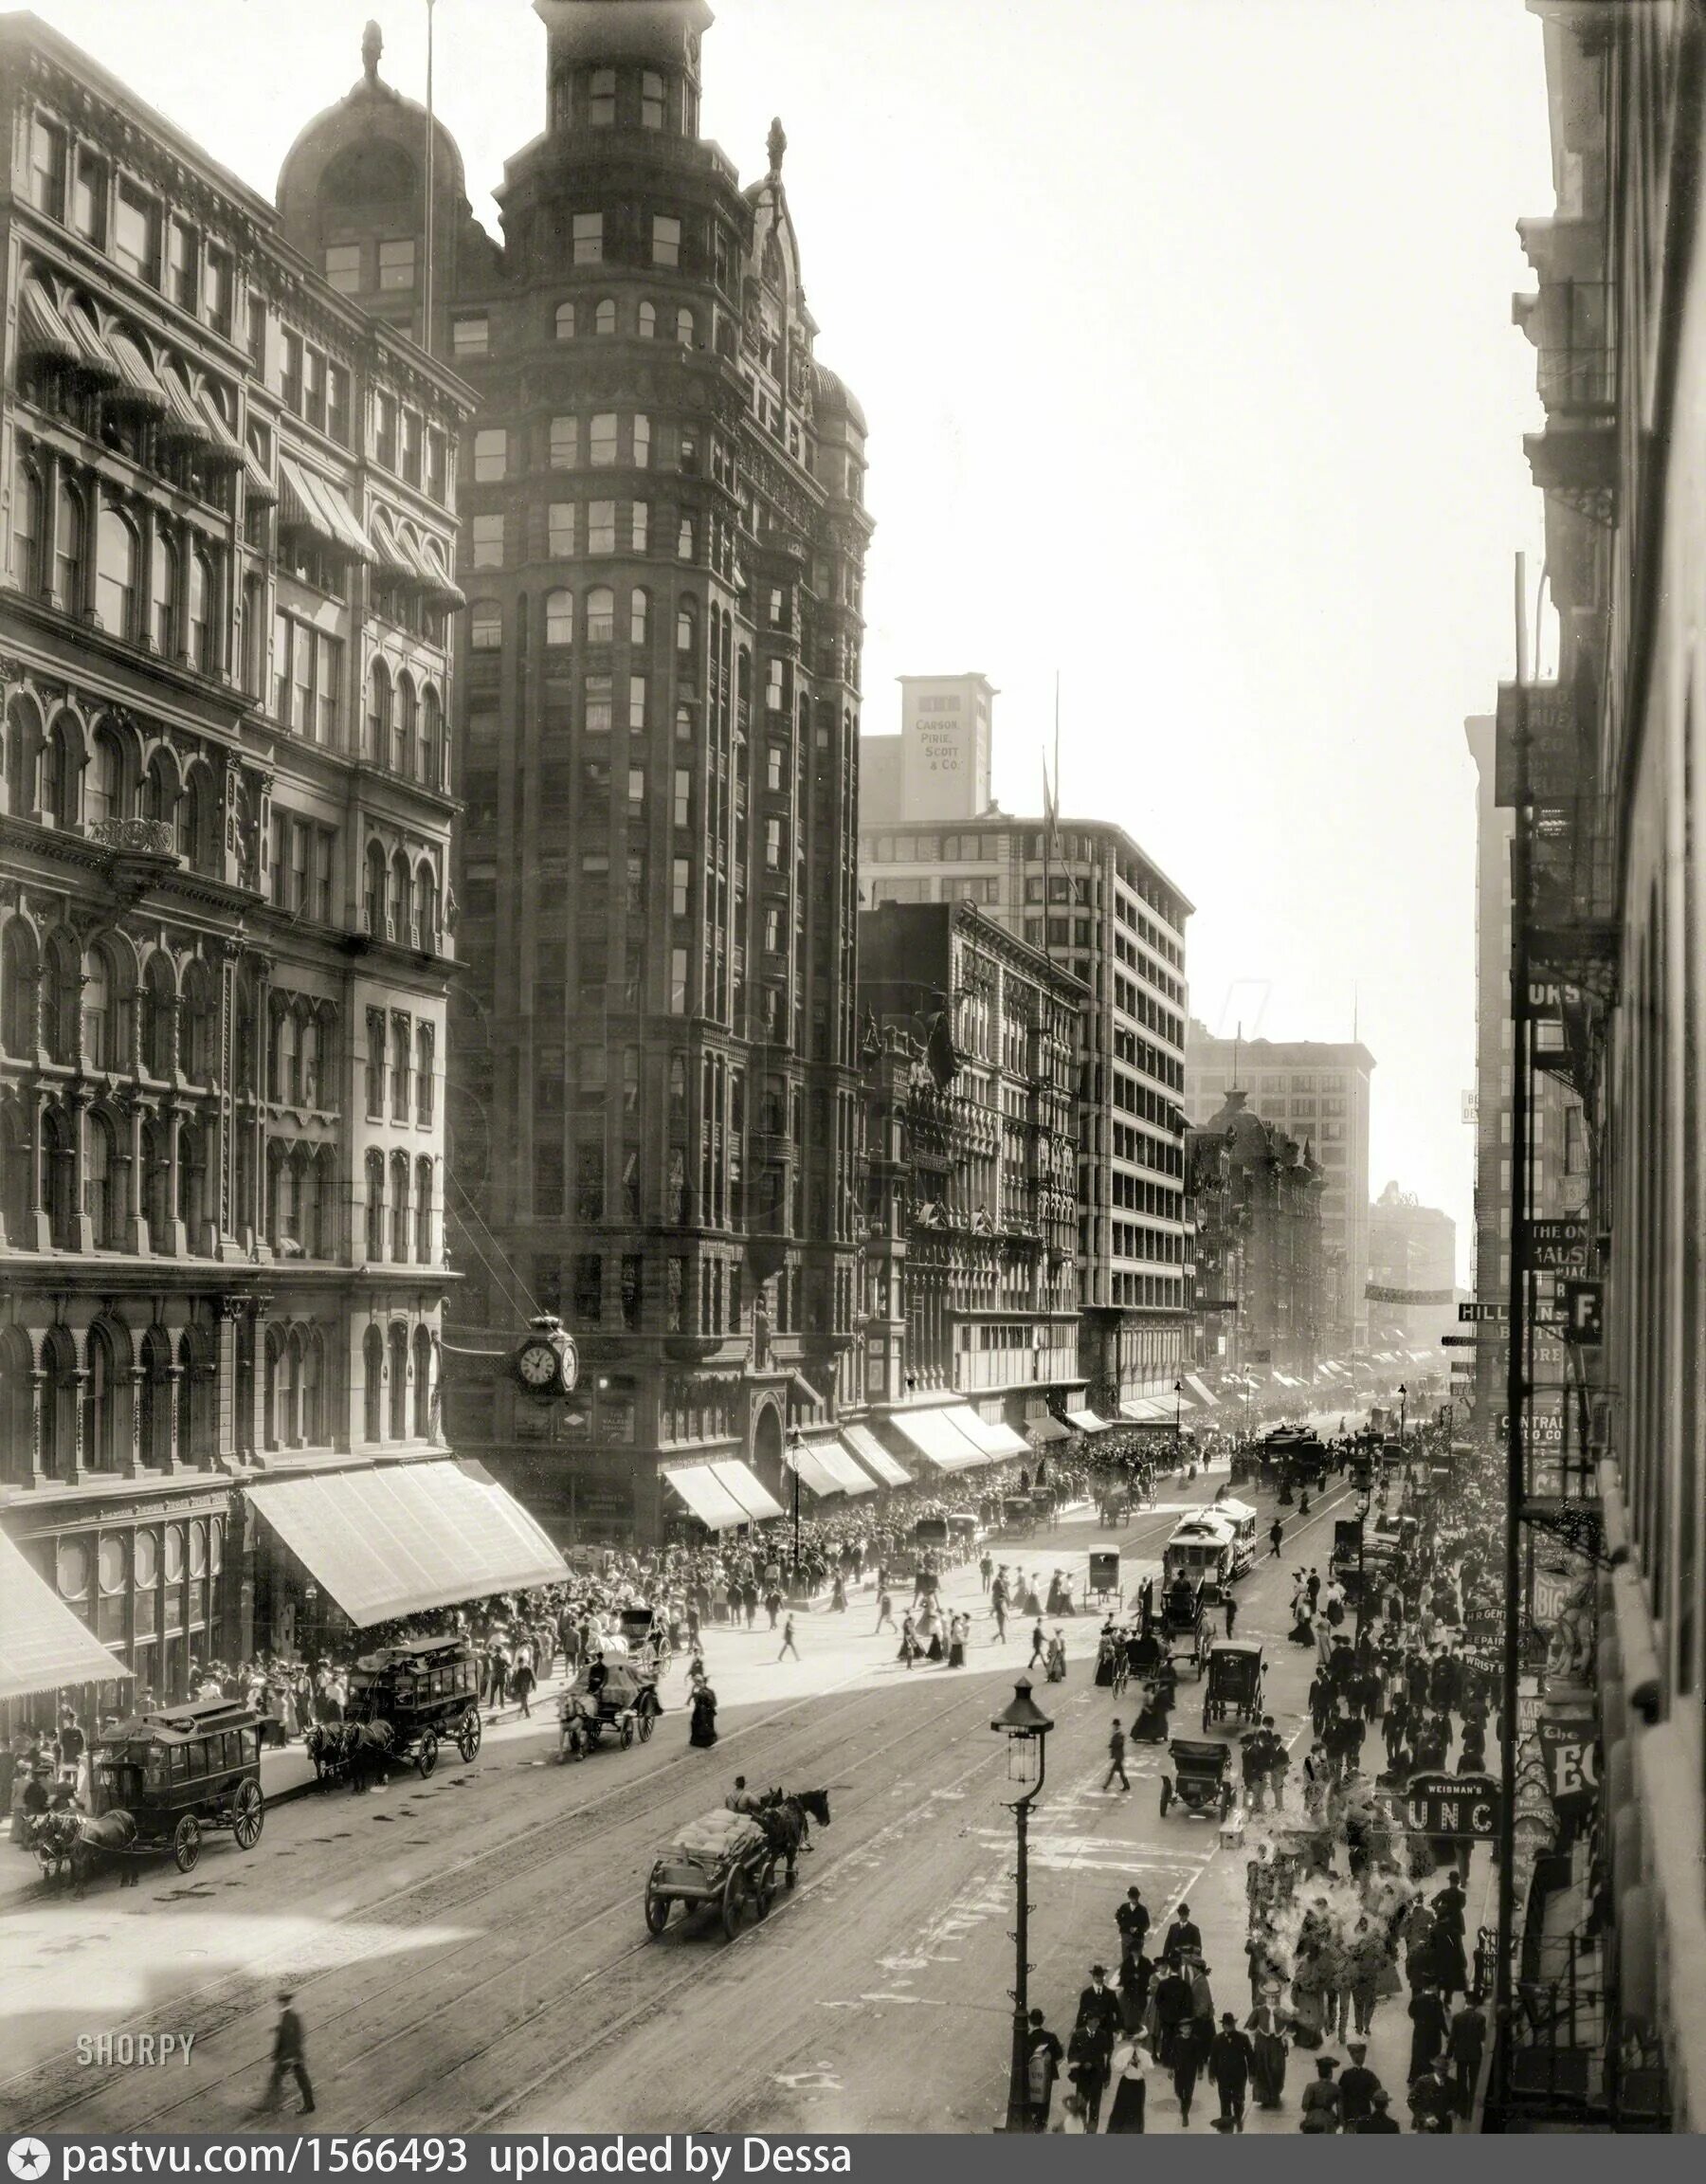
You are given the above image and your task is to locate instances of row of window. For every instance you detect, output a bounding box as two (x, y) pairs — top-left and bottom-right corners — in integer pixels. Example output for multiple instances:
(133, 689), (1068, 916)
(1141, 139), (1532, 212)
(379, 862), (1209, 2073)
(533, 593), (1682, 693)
(359, 1149), (439, 1267)
(476, 410), (662, 481)
(546, 298), (697, 346)
(363, 1008), (437, 1127)
(12, 460), (220, 668)
(3, 697), (227, 873)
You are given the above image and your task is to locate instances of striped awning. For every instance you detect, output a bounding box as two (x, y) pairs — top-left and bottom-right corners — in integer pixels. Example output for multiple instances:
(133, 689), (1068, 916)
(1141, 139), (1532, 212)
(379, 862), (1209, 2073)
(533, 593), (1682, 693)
(888, 1407), (983, 1473)
(243, 446), (279, 505)
(404, 526), (466, 609)
(708, 1460), (786, 1522)
(1184, 1372), (1220, 1409)
(1063, 1408), (1113, 1433)
(156, 360), (211, 445)
(279, 456), (374, 562)
(18, 276), (78, 366)
(0, 1528), (134, 1702)
(195, 386), (247, 467)
(954, 1410), (1030, 1462)
(60, 296), (120, 386)
(838, 1425), (911, 1488)
(664, 1465), (753, 1533)
(787, 1442), (845, 1499)
(1028, 1415), (1072, 1444)
(103, 328), (170, 414)
(366, 503), (418, 585)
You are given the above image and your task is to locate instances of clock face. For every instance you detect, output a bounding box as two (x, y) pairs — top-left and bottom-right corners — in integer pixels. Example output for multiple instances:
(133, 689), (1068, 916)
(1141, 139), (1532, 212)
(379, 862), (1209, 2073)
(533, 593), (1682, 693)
(517, 1341), (559, 1390)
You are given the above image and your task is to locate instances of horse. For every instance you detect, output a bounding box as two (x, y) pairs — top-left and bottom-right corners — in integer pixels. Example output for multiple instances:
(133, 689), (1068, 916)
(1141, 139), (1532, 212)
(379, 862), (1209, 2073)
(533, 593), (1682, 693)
(305, 1721), (350, 1788)
(754, 1788), (830, 1885)
(342, 1720), (395, 1793)
(32, 1807), (139, 1892)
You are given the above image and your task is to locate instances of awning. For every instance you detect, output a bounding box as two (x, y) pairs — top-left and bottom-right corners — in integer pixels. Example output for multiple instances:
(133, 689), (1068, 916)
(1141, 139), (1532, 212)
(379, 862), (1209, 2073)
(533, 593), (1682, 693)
(279, 456), (375, 562)
(787, 1443), (847, 1499)
(244, 447), (279, 505)
(0, 1528), (134, 1701)
(813, 1440), (876, 1495)
(401, 523), (467, 610)
(18, 276), (78, 367)
(1028, 1415), (1072, 1444)
(60, 295), (120, 386)
(839, 1425), (911, 1488)
(663, 1465), (751, 1533)
(709, 1459), (786, 1522)
(245, 1459), (567, 1627)
(888, 1407), (982, 1472)
(1119, 1396), (1172, 1424)
(195, 386), (247, 467)
(956, 1410), (1030, 1462)
(1063, 1408), (1112, 1433)
(156, 361), (211, 446)
(366, 503), (419, 585)
(104, 328), (170, 414)
(1183, 1372), (1220, 1410)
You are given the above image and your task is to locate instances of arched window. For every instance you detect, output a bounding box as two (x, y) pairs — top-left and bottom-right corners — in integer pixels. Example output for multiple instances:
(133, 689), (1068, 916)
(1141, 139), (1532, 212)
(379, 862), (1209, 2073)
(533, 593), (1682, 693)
(0, 1325), (35, 1485)
(415, 1155), (433, 1263)
(302, 1328), (325, 1444)
(140, 1116), (171, 1239)
(676, 307), (695, 348)
(140, 953), (174, 1078)
(676, 598), (697, 657)
(363, 1324), (384, 1443)
(390, 1149), (410, 1261)
(42, 1325), (77, 1480)
(630, 588), (650, 645)
(5, 694), (41, 818)
(86, 723), (126, 826)
(11, 460), (44, 594)
(395, 672), (417, 774)
(412, 1321), (433, 1439)
(180, 962), (215, 1084)
(364, 839), (387, 935)
(390, 848), (410, 940)
(299, 1010), (321, 1107)
(554, 301), (575, 340)
(44, 931), (79, 1065)
(42, 1103), (77, 1248)
(45, 713), (80, 829)
(140, 748), (175, 827)
(545, 587), (574, 647)
(270, 1001), (299, 1102)
(178, 761), (215, 869)
(176, 1119), (207, 1244)
(85, 1110), (120, 1246)
(95, 506), (139, 638)
(312, 1146), (336, 1259)
(138, 1326), (172, 1469)
(54, 477), (85, 611)
(151, 534), (178, 655)
(84, 942), (132, 1075)
(187, 545), (214, 670)
(638, 301), (656, 340)
(0, 1105), (30, 1249)
(419, 683), (441, 783)
(2, 921), (41, 1058)
(388, 1320), (408, 1440)
(594, 298), (616, 337)
(415, 861), (439, 951)
(587, 585), (614, 644)
(366, 658), (391, 760)
(81, 1321), (126, 1471)
(364, 1149), (385, 1262)
(469, 598), (501, 651)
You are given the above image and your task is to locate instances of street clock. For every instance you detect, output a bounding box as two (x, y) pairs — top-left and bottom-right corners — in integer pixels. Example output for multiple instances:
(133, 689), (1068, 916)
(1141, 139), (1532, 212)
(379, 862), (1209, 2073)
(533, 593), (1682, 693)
(511, 1313), (579, 1399)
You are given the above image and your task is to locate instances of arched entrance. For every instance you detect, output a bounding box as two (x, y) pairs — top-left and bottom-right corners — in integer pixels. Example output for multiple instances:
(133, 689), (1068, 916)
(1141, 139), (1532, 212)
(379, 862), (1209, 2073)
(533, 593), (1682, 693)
(752, 1399), (785, 1503)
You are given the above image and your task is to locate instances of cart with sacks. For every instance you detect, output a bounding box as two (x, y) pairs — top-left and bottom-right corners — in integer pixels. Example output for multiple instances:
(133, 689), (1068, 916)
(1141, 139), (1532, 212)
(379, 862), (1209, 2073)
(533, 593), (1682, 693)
(557, 1656), (661, 1759)
(644, 1806), (779, 1939)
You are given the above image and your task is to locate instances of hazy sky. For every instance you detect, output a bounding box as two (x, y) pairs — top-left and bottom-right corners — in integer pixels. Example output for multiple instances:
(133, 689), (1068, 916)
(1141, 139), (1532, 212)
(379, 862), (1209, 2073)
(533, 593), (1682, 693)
(32, 0), (1553, 1278)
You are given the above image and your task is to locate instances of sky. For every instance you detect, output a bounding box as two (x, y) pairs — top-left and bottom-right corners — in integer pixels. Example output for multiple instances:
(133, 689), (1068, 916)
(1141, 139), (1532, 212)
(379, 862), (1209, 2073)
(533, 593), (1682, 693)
(27, 0), (1555, 1281)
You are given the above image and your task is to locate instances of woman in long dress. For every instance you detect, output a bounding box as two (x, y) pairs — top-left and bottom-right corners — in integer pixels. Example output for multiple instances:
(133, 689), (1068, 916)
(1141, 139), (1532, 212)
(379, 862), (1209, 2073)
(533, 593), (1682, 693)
(688, 1684), (718, 1748)
(947, 1615), (967, 1668)
(1104, 2043), (1147, 2133)
(1244, 1991), (1289, 2109)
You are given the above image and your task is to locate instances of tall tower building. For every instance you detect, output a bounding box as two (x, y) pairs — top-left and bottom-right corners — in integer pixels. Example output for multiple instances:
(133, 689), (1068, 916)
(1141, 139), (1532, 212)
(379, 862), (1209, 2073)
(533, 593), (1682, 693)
(281, 0), (873, 1545)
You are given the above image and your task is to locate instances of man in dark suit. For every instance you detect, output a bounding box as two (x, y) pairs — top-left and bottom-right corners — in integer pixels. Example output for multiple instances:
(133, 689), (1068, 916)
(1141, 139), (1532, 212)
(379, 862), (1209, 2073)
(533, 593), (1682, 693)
(1162, 1902), (1204, 1962)
(260, 1990), (315, 2116)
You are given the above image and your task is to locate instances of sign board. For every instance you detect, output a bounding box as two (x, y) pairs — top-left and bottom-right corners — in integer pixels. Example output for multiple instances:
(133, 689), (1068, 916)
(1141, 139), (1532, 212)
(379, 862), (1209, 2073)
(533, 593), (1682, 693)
(1531, 1238), (1588, 1274)
(1440, 1335), (1481, 1347)
(1366, 1284), (1456, 1305)
(1563, 1280), (1604, 1346)
(1461, 1090), (1478, 1126)
(1406, 1771), (1501, 1839)
(1539, 1708), (1599, 1816)
(1532, 1220), (1588, 1249)
(1460, 1302), (1509, 1323)
(1193, 1299), (1238, 1315)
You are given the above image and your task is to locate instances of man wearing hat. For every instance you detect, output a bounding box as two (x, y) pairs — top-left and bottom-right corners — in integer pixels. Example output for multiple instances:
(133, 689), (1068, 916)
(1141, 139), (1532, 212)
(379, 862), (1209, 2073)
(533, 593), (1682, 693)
(1356, 2087), (1402, 2133)
(1070, 1968), (1118, 2130)
(1115, 1884), (1150, 1963)
(260, 1989), (314, 2116)
(1207, 2011), (1254, 2132)
(1338, 2041), (1383, 2129)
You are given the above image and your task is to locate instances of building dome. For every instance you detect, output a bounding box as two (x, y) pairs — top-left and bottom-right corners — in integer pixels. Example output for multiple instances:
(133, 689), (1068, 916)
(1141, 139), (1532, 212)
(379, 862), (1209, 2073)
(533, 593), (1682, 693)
(812, 359), (867, 434)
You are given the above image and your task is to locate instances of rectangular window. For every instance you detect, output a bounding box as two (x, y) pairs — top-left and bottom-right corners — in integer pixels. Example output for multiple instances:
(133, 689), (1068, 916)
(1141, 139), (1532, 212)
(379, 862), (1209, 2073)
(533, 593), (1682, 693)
(313, 828), (335, 923)
(631, 501), (649, 553)
(767, 659), (786, 710)
(651, 216), (681, 268)
(29, 115), (66, 218)
(572, 212), (604, 265)
(765, 817), (782, 870)
(379, 238), (416, 290)
(628, 675), (647, 730)
(472, 514), (504, 568)
(400, 409), (422, 486)
(473, 428), (506, 482)
(677, 517), (696, 562)
(627, 767), (645, 808)
(549, 502), (576, 556)
(590, 414), (618, 465)
(589, 500), (617, 554)
(316, 631), (342, 743)
(669, 948), (688, 1015)
(589, 70), (616, 127)
(328, 362), (351, 446)
(585, 675), (613, 734)
(325, 244), (362, 294)
(642, 73), (665, 130)
(168, 218), (198, 310)
(672, 858), (691, 917)
(72, 149), (105, 244)
(673, 769), (691, 828)
(633, 415), (651, 468)
(114, 181), (161, 282)
(205, 248), (232, 337)
(550, 415), (579, 468)
(452, 314), (489, 357)
(291, 628), (313, 733)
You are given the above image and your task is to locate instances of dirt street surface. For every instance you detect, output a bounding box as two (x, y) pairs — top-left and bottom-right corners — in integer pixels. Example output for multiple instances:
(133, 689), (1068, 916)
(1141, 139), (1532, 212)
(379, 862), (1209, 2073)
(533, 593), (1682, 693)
(3, 1464), (1437, 2136)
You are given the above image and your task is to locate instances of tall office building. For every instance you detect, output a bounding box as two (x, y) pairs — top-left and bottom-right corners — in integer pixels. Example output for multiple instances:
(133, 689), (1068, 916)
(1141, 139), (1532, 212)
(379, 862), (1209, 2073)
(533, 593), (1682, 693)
(1184, 1024), (1374, 1358)
(279, 0), (873, 1545)
(0, 14), (481, 1693)
(856, 793), (1194, 1414)
(1367, 1181), (1459, 1356)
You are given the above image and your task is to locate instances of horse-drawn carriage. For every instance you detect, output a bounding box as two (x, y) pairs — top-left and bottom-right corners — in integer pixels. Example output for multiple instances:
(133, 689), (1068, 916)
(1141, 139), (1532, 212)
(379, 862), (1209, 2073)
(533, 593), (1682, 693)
(315, 1634), (482, 1789)
(1160, 1737), (1235, 1821)
(644, 1790), (829, 1939)
(617, 1606), (671, 1679)
(34, 1699), (265, 1887)
(1201, 1640), (1265, 1730)
(1158, 1575), (1210, 1677)
(558, 1656), (661, 1758)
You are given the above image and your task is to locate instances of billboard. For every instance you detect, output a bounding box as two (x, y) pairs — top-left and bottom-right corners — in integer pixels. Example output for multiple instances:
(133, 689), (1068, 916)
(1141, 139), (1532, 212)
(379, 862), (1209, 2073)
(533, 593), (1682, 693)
(898, 676), (993, 822)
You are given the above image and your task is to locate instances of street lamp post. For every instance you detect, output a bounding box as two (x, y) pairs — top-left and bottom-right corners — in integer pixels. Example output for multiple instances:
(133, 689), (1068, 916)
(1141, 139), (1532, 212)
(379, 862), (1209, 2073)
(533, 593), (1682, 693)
(1173, 1379), (1183, 1470)
(993, 1676), (1054, 2133)
(1398, 1381), (1407, 1442)
(786, 1428), (803, 1589)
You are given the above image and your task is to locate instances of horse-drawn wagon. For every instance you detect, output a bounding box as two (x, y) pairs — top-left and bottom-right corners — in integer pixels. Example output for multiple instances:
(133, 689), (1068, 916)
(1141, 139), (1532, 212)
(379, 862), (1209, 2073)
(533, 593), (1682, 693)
(644, 1790), (829, 1939)
(1201, 1639), (1265, 1730)
(316, 1633), (482, 1788)
(558, 1656), (661, 1758)
(34, 1699), (264, 1887)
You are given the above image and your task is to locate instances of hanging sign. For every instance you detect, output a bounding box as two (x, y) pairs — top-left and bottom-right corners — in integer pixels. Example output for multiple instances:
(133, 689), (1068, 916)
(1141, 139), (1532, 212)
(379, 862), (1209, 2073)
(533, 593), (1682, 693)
(1405, 1771), (1502, 1839)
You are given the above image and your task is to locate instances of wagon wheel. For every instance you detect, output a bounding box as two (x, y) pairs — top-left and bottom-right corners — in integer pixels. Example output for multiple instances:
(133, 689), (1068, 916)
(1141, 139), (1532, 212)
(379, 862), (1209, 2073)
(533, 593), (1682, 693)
(721, 1863), (749, 1940)
(636, 1702), (656, 1744)
(619, 1716), (635, 1750)
(753, 1855), (776, 1920)
(416, 1728), (439, 1778)
(173, 1815), (202, 1873)
(456, 1710), (482, 1764)
(231, 1778), (265, 1850)
(644, 1880), (671, 1937)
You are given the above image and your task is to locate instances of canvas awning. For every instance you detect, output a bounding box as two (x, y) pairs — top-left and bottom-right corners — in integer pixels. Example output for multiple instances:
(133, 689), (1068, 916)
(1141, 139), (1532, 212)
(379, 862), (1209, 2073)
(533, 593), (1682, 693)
(839, 1426), (911, 1488)
(1063, 1408), (1112, 1433)
(0, 1528), (134, 1702)
(956, 1410), (1030, 1462)
(243, 446), (279, 504)
(245, 1460), (567, 1628)
(787, 1443), (848, 1499)
(663, 1465), (752, 1532)
(60, 295), (121, 385)
(1183, 1372), (1220, 1410)
(103, 329), (171, 414)
(195, 386), (247, 467)
(18, 276), (78, 367)
(888, 1407), (982, 1472)
(812, 1440), (876, 1495)
(1120, 1396), (1172, 1424)
(367, 503), (421, 586)
(156, 360), (211, 446)
(279, 456), (375, 562)
(709, 1460), (786, 1522)
(400, 522), (467, 609)
(1028, 1415), (1072, 1444)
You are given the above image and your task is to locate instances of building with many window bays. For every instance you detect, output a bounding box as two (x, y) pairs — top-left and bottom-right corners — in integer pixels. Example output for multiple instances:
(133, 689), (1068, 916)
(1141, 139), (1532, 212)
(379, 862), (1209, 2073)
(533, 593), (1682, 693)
(0, 14), (475, 1697)
(856, 802), (1194, 1417)
(1186, 1090), (1327, 1392)
(276, 0), (872, 1545)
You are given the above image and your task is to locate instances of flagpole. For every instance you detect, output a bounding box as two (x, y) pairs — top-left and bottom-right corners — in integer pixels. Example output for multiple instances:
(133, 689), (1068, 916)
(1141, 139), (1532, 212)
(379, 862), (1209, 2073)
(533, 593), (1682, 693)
(422, 0), (436, 356)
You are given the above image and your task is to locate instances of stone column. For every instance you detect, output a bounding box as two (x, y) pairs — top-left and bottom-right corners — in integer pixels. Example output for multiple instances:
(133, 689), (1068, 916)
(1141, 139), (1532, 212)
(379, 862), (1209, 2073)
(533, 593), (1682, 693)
(27, 1366), (46, 1485)
(122, 1365), (146, 1480)
(123, 1099), (146, 1255)
(164, 1362), (184, 1475)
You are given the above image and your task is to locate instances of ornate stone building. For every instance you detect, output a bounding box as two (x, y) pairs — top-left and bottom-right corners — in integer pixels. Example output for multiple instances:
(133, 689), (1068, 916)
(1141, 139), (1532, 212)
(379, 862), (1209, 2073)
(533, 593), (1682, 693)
(0, 15), (472, 1697)
(277, 0), (872, 1544)
(1186, 1090), (1327, 1393)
